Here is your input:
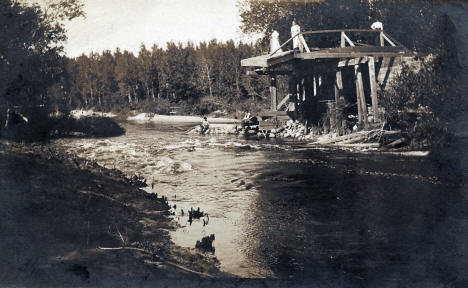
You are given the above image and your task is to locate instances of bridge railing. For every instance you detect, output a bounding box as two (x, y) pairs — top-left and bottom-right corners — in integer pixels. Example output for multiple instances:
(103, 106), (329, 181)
(269, 29), (406, 57)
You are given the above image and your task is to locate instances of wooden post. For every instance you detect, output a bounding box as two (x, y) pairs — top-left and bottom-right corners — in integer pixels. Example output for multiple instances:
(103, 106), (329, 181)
(340, 31), (346, 48)
(288, 74), (298, 118)
(334, 70), (343, 104)
(270, 75), (277, 111)
(354, 65), (368, 127)
(298, 77), (306, 103)
(368, 57), (379, 122)
(334, 70), (343, 134)
(313, 74), (317, 97)
(379, 31), (384, 47)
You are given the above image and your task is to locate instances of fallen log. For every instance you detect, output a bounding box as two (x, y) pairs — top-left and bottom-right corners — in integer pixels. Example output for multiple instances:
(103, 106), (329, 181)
(337, 134), (369, 144)
(314, 129), (381, 145)
(334, 143), (380, 148)
(385, 137), (406, 148)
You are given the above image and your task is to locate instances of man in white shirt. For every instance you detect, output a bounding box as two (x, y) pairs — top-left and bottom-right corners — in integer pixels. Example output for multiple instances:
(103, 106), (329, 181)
(371, 21), (383, 30)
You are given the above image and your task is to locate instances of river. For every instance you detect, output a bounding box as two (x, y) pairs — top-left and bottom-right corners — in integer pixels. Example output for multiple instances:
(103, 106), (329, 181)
(52, 121), (468, 285)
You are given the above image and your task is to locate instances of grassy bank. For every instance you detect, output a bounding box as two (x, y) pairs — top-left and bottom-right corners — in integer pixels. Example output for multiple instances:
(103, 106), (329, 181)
(0, 141), (228, 287)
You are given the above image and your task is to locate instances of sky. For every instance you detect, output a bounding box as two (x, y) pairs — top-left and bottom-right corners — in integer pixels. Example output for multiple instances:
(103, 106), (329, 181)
(62, 0), (257, 57)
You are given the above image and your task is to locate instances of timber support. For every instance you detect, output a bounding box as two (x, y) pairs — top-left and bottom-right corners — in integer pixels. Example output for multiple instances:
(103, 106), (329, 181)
(241, 28), (416, 131)
(269, 76), (277, 111)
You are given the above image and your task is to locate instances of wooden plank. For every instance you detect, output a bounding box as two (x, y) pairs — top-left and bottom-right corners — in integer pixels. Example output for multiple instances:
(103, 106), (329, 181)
(267, 52), (296, 66)
(302, 29), (382, 35)
(368, 57), (379, 121)
(241, 55), (268, 67)
(269, 76), (277, 111)
(297, 46), (412, 59)
(277, 94), (290, 110)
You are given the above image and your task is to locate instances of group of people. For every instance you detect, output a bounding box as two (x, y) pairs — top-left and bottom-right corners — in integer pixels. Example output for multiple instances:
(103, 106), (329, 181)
(270, 19), (384, 53)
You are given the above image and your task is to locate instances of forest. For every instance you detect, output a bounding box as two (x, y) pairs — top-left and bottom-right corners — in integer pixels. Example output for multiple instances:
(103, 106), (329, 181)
(57, 41), (269, 116)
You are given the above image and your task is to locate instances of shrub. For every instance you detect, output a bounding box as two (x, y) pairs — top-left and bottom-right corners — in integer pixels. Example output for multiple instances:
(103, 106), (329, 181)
(379, 56), (459, 149)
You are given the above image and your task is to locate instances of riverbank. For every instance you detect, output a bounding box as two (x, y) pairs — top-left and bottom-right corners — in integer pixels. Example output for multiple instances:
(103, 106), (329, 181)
(0, 140), (229, 287)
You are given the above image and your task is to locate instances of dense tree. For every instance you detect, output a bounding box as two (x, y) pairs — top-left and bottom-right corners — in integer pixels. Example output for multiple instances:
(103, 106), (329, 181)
(0, 0), (84, 110)
(61, 40), (267, 115)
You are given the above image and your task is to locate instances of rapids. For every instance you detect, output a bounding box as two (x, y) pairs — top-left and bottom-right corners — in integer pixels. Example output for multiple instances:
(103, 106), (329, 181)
(52, 122), (468, 284)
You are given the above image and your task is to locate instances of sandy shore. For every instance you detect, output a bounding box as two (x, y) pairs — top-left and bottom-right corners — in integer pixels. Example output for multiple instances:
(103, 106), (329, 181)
(0, 140), (229, 286)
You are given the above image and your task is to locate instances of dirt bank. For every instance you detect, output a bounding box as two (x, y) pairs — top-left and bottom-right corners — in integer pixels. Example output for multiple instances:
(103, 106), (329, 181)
(0, 140), (229, 287)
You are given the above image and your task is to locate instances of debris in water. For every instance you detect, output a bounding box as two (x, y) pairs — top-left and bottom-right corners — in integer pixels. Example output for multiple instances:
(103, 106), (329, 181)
(188, 207), (204, 225)
(195, 234), (215, 253)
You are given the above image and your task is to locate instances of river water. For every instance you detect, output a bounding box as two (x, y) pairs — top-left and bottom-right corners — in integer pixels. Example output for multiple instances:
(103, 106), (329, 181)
(53, 122), (468, 284)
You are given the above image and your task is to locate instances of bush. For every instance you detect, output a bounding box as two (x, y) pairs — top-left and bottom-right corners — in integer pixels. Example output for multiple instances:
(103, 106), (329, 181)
(379, 56), (460, 149)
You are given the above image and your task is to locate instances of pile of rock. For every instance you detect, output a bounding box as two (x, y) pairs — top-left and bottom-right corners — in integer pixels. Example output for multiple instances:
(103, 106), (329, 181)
(275, 120), (314, 140)
(187, 124), (237, 135)
(245, 120), (315, 140)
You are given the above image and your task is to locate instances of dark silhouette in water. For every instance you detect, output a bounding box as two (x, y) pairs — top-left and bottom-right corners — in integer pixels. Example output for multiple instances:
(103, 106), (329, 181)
(196, 234), (215, 253)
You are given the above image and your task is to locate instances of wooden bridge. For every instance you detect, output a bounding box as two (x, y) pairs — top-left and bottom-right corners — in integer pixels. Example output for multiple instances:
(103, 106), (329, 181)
(241, 29), (417, 131)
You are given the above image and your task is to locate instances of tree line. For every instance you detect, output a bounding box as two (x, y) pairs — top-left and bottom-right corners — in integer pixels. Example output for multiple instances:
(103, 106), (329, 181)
(55, 41), (270, 115)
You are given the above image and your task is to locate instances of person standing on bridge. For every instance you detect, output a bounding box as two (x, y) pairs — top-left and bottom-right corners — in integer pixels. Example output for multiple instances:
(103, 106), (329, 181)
(371, 21), (383, 30)
(270, 30), (282, 54)
(291, 19), (301, 50)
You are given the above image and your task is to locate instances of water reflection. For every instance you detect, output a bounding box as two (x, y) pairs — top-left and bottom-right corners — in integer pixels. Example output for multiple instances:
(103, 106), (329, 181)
(248, 149), (468, 285)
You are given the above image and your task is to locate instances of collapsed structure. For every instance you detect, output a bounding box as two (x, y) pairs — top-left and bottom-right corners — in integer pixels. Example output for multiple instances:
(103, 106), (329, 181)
(241, 23), (419, 134)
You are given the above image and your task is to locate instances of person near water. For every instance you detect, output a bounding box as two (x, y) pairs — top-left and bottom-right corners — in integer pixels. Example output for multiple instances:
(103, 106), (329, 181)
(241, 112), (252, 129)
(200, 116), (210, 135)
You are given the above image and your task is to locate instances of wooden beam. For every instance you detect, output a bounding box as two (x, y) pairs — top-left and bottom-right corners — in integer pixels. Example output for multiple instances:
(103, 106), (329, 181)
(267, 52), (296, 66)
(334, 70), (343, 134)
(299, 34), (311, 53)
(270, 76), (277, 111)
(342, 32), (355, 47)
(382, 33), (396, 47)
(302, 29), (383, 35)
(241, 55), (268, 67)
(383, 32), (406, 48)
(277, 94), (290, 110)
(337, 57), (368, 67)
(297, 50), (409, 59)
(368, 57), (379, 121)
(301, 77), (306, 102)
(354, 65), (368, 127)
(340, 32), (346, 48)
(379, 32), (385, 47)
(289, 75), (298, 118)
(258, 111), (288, 117)
(334, 70), (343, 104)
